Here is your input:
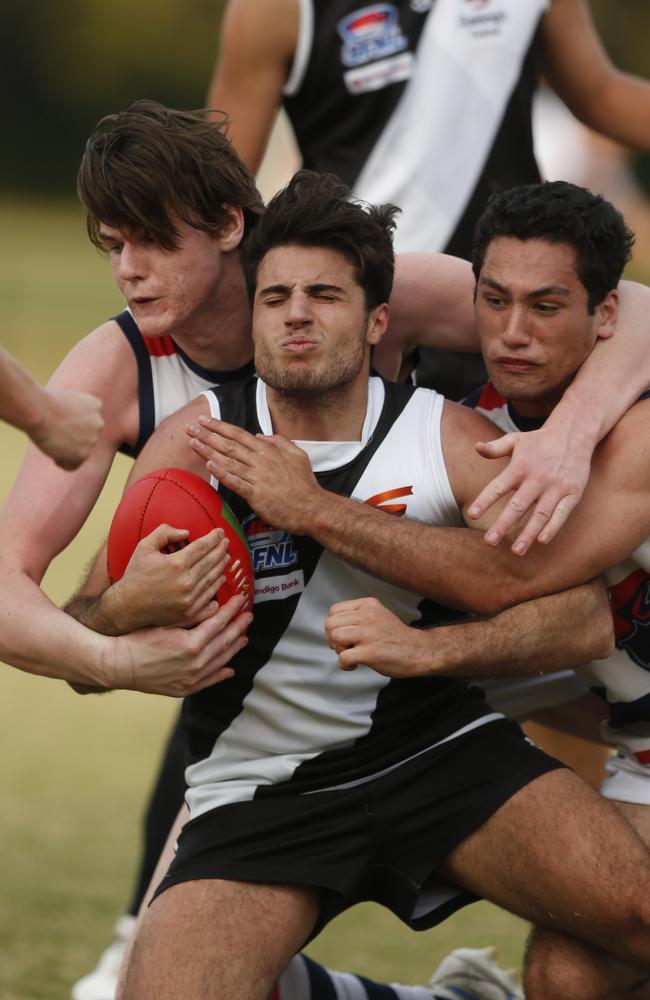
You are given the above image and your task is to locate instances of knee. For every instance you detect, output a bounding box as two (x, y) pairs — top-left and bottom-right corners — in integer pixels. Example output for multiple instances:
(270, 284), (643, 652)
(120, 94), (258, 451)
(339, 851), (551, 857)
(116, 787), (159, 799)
(525, 927), (592, 1000)
(624, 896), (650, 965)
(525, 925), (650, 1000)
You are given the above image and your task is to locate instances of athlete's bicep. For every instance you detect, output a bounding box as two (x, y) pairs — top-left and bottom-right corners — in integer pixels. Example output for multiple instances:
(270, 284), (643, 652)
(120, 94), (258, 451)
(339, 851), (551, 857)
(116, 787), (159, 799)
(386, 253), (478, 357)
(439, 400), (509, 526)
(206, 0), (298, 172)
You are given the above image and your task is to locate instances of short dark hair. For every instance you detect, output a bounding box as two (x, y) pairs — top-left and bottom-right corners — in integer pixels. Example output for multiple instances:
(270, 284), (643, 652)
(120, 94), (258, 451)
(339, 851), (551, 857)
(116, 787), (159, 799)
(77, 99), (264, 251)
(472, 181), (635, 312)
(243, 170), (399, 309)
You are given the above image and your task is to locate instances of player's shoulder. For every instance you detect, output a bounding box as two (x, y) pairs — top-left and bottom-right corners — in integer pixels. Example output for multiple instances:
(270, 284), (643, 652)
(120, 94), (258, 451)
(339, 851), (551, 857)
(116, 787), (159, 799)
(440, 395), (503, 445)
(438, 397), (507, 512)
(49, 318), (135, 391)
(222, 0), (298, 54)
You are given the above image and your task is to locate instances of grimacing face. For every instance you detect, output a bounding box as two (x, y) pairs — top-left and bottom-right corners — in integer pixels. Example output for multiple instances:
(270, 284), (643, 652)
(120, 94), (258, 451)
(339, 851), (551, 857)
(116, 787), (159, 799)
(252, 244), (385, 398)
(475, 236), (617, 418)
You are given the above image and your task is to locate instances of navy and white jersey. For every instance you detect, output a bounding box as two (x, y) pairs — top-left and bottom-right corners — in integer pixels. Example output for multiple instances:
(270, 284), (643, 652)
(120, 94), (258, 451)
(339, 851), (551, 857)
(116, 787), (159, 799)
(114, 310), (255, 455)
(467, 381), (650, 765)
(283, 0), (547, 257)
(182, 376), (502, 820)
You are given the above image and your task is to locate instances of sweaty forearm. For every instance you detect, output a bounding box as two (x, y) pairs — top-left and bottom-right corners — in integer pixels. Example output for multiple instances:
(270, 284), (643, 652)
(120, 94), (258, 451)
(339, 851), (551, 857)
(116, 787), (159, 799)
(422, 579), (613, 679)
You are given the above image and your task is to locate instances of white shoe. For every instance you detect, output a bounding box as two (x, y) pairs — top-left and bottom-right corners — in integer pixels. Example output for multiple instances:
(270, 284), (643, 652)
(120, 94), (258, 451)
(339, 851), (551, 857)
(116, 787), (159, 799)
(71, 914), (136, 1000)
(428, 947), (524, 1000)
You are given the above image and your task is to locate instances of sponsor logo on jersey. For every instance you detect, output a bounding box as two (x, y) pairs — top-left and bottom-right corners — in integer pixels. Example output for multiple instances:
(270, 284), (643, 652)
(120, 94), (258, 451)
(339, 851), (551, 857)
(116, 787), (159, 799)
(344, 51), (414, 94)
(338, 5), (409, 67)
(459, 0), (506, 37)
(243, 514), (298, 574)
(253, 570), (305, 605)
(610, 569), (650, 669)
(365, 484), (413, 516)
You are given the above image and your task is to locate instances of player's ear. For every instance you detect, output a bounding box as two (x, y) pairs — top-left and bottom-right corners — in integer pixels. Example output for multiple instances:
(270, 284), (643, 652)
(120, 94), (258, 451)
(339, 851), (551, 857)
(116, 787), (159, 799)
(367, 303), (389, 346)
(218, 204), (245, 252)
(594, 288), (618, 341)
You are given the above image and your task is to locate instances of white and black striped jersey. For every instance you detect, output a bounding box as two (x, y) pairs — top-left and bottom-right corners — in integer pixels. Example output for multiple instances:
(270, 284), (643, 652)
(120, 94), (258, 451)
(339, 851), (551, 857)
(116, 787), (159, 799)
(283, 0), (547, 257)
(182, 376), (502, 820)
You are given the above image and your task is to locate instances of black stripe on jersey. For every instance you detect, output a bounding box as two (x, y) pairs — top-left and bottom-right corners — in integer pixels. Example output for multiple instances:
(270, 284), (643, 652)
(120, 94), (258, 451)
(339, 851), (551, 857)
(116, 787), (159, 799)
(269, 592), (483, 796)
(183, 377), (421, 765)
(272, 676), (489, 798)
(318, 378), (418, 493)
(114, 310), (154, 457)
(284, 1), (429, 188)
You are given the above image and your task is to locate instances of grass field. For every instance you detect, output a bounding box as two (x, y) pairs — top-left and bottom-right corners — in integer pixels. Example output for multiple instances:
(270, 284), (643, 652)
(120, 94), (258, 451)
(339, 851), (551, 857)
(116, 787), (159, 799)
(0, 197), (538, 999)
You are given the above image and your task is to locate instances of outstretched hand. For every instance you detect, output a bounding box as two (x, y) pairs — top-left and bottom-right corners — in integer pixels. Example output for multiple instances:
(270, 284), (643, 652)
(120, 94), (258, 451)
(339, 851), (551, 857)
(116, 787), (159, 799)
(187, 416), (322, 533)
(466, 424), (591, 555)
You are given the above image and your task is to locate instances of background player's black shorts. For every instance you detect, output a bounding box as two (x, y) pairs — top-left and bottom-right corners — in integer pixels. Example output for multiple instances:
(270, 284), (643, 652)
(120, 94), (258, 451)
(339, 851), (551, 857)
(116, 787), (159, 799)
(154, 717), (563, 936)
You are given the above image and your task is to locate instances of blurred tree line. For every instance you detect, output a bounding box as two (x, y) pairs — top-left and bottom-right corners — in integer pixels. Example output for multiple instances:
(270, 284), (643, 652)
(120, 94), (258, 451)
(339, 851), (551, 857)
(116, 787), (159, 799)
(1, 0), (226, 193)
(1, 0), (649, 195)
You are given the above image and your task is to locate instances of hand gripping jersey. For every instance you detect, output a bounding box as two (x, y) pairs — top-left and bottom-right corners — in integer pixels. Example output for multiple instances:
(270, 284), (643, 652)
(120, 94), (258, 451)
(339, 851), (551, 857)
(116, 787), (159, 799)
(283, 0), (547, 257)
(468, 381), (650, 802)
(114, 310), (255, 454)
(182, 376), (503, 821)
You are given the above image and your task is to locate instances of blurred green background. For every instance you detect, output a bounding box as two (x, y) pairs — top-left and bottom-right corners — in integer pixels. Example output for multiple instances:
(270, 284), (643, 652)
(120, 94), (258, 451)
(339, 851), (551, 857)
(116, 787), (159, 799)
(2, 0), (650, 195)
(1, 2), (650, 997)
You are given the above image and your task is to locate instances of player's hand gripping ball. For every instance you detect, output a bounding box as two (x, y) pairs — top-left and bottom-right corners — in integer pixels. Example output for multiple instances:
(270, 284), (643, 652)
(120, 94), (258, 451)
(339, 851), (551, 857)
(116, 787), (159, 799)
(107, 467), (254, 612)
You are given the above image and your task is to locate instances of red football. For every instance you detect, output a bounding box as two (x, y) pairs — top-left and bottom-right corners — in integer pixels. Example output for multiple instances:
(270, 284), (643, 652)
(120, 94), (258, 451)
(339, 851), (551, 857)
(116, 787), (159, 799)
(107, 467), (254, 611)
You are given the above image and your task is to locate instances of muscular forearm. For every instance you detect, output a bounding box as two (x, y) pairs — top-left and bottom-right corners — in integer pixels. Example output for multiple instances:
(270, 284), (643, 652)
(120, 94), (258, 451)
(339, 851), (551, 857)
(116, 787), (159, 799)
(0, 347), (49, 434)
(65, 583), (138, 638)
(421, 579), (613, 678)
(305, 491), (544, 614)
(567, 70), (650, 152)
(0, 570), (110, 686)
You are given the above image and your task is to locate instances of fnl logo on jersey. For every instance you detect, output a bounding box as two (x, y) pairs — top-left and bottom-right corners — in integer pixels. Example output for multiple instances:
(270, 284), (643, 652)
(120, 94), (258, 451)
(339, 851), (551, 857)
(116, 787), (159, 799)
(244, 515), (298, 573)
(243, 514), (304, 604)
(242, 485), (413, 604)
(338, 5), (408, 67)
